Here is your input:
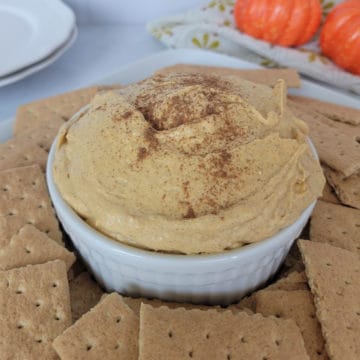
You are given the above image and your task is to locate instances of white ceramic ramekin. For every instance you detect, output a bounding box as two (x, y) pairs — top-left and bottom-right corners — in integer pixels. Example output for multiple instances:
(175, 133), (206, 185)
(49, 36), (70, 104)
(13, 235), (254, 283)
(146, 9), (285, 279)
(47, 140), (316, 305)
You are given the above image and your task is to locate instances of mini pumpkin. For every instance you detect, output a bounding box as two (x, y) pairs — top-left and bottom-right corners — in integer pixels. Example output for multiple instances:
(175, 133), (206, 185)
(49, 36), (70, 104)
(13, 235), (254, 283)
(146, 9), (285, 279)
(234, 0), (322, 47)
(320, 0), (360, 76)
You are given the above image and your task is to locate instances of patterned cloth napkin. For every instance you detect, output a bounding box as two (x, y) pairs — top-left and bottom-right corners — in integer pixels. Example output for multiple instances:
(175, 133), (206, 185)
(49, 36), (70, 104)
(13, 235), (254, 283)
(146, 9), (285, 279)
(147, 0), (360, 95)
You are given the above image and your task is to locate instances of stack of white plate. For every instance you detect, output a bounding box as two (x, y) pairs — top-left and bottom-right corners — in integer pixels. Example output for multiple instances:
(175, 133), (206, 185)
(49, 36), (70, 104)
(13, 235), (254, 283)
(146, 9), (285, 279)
(0, 0), (77, 87)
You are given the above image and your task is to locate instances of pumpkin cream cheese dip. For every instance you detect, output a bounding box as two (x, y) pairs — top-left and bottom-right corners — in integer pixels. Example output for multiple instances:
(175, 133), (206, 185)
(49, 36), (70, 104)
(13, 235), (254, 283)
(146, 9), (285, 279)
(53, 73), (325, 254)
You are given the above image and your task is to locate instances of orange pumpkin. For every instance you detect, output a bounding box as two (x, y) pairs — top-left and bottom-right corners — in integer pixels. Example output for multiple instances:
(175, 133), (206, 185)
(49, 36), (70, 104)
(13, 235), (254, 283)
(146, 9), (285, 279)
(320, 0), (360, 76)
(234, 0), (322, 47)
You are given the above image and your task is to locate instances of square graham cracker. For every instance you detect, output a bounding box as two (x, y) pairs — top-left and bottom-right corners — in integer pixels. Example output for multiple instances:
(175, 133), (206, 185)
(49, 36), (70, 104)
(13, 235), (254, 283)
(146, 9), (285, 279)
(155, 64), (301, 88)
(255, 289), (328, 360)
(325, 167), (360, 210)
(289, 102), (360, 177)
(288, 95), (360, 126)
(0, 260), (71, 359)
(310, 200), (360, 255)
(0, 165), (62, 245)
(69, 271), (104, 322)
(298, 240), (360, 360)
(53, 292), (139, 360)
(14, 86), (103, 135)
(0, 225), (75, 271)
(139, 304), (309, 360)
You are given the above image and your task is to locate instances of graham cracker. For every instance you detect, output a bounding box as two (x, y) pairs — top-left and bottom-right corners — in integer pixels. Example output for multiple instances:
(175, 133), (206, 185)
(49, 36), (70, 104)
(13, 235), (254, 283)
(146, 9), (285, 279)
(232, 271), (308, 314)
(289, 102), (360, 177)
(268, 271), (309, 291)
(120, 294), (243, 317)
(0, 224), (75, 271)
(121, 295), (217, 317)
(0, 260), (71, 359)
(310, 200), (360, 255)
(232, 294), (257, 313)
(255, 289), (328, 359)
(69, 271), (104, 322)
(0, 114), (77, 173)
(298, 240), (360, 360)
(139, 304), (309, 360)
(67, 258), (87, 282)
(0, 135), (49, 172)
(53, 292), (139, 360)
(282, 242), (305, 274)
(320, 181), (340, 204)
(0, 215), (36, 243)
(325, 167), (360, 210)
(69, 258), (86, 278)
(282, 260), (306, 276)
(0, 165), (62, 245)
(155, 64), (301, 87)
(289, 95), (360, 126)
(14, 86), (103, 135)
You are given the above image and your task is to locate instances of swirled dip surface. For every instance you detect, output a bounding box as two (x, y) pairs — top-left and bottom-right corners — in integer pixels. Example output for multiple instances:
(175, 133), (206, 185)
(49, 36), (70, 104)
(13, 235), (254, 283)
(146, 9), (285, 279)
(53, 73), (325, 254)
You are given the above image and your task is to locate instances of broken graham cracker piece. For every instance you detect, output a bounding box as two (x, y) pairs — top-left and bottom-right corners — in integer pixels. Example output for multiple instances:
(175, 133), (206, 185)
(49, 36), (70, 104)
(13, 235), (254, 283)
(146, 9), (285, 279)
(0, 224), (74, 271)
(0, 260), (71, 359)
(155, 64), (301, 87)
(69, 258), (87, 278)
(121, 295), (218, 317)
(14, 86), (103, 135)
(139, 304), (309, 360)
(288, 95), (360, 126)
(118, 294), (246, 316)
(229, 270), (309, 314)
(298, 240), (360, 360)
(267, 271), (308, 291)
(255, 290), (328, 360)
(53, 292), (139, 360)
(289, 101), (360, 177)
(232, 294), (257, 313)
(310, 200), (360, 255)
(231, 271), (309, 314)
(282, 242), (305, 274)
(67, 258), (87, 281)
(69, 271), (104, 322)
(0, 165), (62, 245)
(324, 167), (360, 210)
(320, 181), (340, 204)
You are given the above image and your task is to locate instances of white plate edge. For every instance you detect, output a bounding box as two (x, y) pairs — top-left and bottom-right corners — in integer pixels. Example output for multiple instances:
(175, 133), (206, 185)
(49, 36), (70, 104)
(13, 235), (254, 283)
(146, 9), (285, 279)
(0, 26), (78, 87)
(0, 0), (76, 76)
